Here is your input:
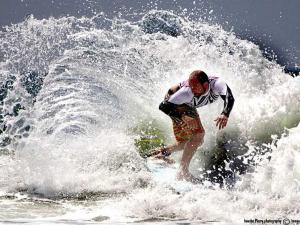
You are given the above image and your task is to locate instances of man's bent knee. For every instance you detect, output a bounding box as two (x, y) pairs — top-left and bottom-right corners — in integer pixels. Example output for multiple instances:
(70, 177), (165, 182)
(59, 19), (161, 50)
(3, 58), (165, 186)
(191, 130), (205, 145)
(176, 140), (188, 146)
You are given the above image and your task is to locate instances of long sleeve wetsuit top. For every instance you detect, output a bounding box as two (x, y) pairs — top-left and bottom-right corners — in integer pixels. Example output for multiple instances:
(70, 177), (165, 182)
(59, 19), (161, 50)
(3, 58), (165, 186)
(159, 76), (235, 119)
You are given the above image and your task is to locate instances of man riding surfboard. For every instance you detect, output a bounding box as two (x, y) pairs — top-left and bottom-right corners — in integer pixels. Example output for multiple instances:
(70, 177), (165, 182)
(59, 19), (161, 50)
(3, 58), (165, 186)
(150, 70), (235, 182)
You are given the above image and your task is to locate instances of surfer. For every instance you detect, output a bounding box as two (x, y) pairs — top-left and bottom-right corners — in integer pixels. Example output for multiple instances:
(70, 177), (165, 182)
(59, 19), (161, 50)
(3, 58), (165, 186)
(150, 70), (235, 182)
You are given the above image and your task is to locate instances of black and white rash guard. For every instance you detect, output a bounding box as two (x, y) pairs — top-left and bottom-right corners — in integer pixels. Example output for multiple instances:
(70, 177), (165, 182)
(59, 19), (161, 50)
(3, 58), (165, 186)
(159, 76), (234, 119)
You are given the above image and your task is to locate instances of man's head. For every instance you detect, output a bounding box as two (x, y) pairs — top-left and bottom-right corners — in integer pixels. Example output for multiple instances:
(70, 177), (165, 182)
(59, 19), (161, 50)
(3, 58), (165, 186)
(188, 70), (209, 96)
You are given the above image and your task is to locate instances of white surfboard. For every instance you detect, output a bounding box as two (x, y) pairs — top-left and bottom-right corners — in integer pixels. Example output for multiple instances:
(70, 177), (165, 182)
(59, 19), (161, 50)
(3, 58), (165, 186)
(146, 159), (198, 193)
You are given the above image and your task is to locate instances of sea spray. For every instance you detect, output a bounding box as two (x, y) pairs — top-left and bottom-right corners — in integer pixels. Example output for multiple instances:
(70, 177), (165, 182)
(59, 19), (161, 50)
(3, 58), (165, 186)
(0, 10), (299, 223)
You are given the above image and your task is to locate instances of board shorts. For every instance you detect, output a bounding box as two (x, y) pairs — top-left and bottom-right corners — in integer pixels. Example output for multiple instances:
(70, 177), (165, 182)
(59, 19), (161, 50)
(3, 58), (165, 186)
(172, 106), (204, 143)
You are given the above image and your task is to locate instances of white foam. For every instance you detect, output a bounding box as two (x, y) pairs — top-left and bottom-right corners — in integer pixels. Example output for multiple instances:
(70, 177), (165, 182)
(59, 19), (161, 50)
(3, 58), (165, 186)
(0, 10), (299, 222)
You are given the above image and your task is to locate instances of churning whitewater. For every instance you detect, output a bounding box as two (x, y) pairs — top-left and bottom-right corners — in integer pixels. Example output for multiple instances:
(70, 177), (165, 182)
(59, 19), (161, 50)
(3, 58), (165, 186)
(0, 10), (299, 223)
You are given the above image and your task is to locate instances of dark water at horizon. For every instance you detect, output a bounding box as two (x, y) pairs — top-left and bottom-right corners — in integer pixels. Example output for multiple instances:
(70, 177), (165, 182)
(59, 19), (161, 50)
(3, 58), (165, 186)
(0, 0), (299, 71)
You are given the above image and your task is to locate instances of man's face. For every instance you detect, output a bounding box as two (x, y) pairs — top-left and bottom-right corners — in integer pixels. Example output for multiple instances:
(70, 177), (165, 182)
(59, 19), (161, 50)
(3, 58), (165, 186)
(189, 76), (208, 96)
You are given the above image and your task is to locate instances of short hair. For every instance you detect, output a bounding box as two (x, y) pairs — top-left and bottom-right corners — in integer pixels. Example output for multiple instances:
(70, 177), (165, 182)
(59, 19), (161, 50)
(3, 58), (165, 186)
(190, 70), (209, 84)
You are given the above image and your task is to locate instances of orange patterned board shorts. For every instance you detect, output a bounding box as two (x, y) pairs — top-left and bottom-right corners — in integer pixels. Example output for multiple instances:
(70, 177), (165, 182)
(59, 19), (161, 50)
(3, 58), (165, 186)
(172, 108), (204, 143)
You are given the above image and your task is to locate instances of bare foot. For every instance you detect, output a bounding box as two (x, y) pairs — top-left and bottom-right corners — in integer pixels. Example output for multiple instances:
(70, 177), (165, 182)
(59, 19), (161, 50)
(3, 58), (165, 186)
(154, 154), (175, 164)
(176, 170), (201, 184)
(148, 147), (174, 164)
(148, 146), (165, 157)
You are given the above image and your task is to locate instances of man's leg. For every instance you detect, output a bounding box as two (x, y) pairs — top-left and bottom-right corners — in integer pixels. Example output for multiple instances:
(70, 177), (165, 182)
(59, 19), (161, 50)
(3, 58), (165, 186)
(163, 141), (186, 153)
(149, 141), (186, 163)
(177, 131), (205, 181)
(176, 112), (205, 181)
(149, 119), (189, 157)
(150, 108), (204, 168)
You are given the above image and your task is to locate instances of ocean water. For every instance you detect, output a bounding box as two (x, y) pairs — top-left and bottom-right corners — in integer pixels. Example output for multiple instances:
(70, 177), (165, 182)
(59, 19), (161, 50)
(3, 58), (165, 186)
(0, 10), (299, 224)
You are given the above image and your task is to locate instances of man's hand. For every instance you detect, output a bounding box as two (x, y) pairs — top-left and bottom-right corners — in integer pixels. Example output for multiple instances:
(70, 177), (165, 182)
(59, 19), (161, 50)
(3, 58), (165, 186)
(181, 115), (198, 129)
(164, 93), (170, 101)
(164, 84), (180, 101)
(214, 114), (228, 130)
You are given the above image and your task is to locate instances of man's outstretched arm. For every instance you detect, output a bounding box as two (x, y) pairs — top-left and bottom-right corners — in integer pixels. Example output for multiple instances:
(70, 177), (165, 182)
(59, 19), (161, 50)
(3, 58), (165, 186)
(160, 84), (194, 121)
(215, 85), (235, 129)
(164, 84), (180, 100)
(220, 85), (235, 117)
(160, 84), (182, 119)
(159, 101), (183, 119)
